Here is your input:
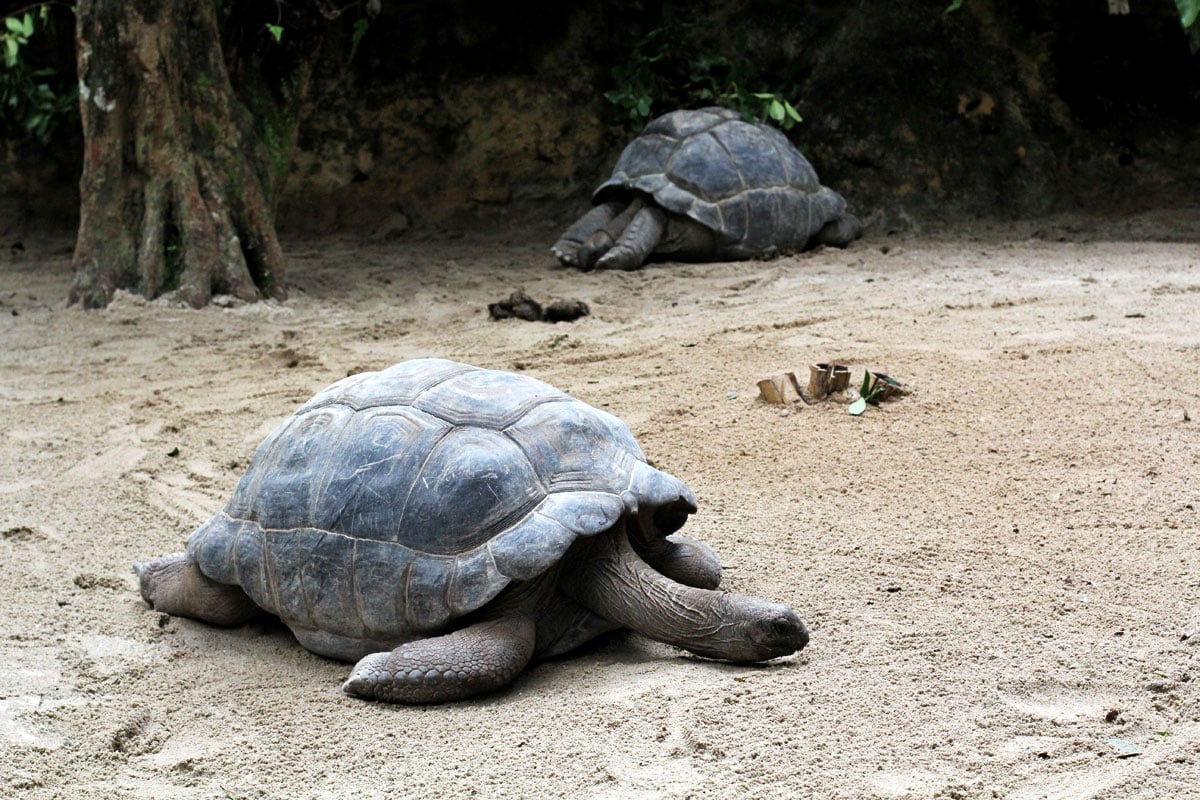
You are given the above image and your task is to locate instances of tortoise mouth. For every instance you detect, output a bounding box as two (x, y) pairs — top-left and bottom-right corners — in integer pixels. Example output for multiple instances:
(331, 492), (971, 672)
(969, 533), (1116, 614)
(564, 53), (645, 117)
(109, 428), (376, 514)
(758, 609), (810, 657)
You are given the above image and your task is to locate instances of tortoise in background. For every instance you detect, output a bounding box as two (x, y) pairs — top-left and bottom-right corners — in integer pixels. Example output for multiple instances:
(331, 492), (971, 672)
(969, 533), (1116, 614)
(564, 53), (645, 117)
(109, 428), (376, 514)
(136, 359), (808, 703)
(553, 106), (861, 270)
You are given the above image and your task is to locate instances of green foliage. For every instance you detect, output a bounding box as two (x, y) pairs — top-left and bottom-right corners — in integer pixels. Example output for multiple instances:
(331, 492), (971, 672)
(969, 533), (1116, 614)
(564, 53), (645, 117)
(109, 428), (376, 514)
(950, 0), (1196, 31)
(604, 12), (803, 131)
(261, 16), (371, 60)
(4, 13), (34, 64)
(350, 18), (370, 60)
(1180, 0), (1200, 29)
(848, 370), (901, 416)
(1177, 0), (1200, 51)
(1, 6), (77, 144)
(948, 1), (1199, 50)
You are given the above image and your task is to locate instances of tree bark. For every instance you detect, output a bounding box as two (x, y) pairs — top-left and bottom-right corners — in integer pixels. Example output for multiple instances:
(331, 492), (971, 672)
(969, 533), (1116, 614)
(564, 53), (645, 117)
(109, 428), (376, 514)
(69, 0), (289, 308)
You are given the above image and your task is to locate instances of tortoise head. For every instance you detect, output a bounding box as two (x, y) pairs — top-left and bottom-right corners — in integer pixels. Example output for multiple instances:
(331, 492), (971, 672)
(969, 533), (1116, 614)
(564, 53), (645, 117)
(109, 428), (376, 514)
(689, 595), (809, 663)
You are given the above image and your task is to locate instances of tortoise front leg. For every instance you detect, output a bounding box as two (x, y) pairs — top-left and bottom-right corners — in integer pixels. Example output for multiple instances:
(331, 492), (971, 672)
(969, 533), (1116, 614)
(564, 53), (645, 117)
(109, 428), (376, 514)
(594, 205), (667, 270)
(640, 533), (722, 590)
(134, 552), (262, 626)
(342, 616), (536, 704)
(576, 199), (643, 269)
(552, 201), (626, 267)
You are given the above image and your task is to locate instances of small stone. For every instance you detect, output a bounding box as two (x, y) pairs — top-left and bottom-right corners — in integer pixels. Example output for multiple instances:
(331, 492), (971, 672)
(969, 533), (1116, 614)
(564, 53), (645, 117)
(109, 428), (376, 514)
(1107, 738), (1143, 758)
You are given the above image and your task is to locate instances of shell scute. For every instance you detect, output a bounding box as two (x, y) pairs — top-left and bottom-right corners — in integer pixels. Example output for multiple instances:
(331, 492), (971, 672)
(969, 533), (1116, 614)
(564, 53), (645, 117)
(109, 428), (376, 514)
(226, 405), (354, 529)
(310, 406), (450, 540)
(413, 368), (565, 428)
(487, 511), (578, 581)
(403, 554), (456, 632)
(350, 538), (417, 635)
(504, 398), (642, 494)
(395, 426), (544, 555)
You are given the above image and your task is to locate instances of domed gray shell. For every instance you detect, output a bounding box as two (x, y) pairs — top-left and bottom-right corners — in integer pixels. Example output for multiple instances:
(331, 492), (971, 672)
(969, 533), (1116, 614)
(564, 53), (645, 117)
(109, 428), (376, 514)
(186, 359), (696, 642)
(594, 107), (848, 257)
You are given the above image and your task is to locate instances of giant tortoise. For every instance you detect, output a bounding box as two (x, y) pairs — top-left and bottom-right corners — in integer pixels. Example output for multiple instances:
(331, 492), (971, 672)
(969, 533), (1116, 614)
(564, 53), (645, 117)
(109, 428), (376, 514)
(553, 106), (862, 270)
(136, 359), (808, 703)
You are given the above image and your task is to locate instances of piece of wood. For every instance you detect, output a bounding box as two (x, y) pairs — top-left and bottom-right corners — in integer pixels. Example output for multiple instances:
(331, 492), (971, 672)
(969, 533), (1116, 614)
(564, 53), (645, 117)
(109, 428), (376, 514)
(757, 372), (805, 405)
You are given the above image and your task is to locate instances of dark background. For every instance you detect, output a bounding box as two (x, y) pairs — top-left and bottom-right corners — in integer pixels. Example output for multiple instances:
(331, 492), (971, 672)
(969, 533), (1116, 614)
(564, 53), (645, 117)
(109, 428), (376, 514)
(3, 0), (1199, 237)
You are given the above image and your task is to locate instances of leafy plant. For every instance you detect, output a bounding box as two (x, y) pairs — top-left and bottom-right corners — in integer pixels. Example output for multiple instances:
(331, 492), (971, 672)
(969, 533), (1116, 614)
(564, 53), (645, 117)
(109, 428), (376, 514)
(751, 92), (803, 129)
(1, 5), (77, 144)
(848, 371), (901, 416)
(603, 11), (804, 131)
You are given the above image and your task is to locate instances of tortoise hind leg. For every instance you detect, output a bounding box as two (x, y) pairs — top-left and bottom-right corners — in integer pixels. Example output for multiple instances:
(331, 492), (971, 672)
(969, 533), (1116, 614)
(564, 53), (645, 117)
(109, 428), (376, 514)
(811, 212), (863, 248)
(135, 552), (262, 626)
(342, 616), (536, 704)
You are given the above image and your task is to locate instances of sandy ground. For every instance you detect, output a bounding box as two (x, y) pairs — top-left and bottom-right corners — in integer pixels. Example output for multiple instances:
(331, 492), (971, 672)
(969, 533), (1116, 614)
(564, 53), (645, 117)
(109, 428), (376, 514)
(1, 212), (1198, 800)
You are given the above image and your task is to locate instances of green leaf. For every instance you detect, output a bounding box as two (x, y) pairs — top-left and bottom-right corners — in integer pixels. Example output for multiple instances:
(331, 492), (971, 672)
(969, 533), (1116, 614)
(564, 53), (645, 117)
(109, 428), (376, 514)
(350, 18), (369, 60)
(945, 0), (964, 13)
(1178, 0), (1200, 29)
(265, 23), (283, 43)
(848, 397), (868, 416)
(768, 99), (785, 121)
(752, 92), (776, 100)
(4, 38), (18, 67)
(21, 12), (34, 37)
(784, 101), (802, 123)
(636, 96), (651, 118)
(5, 17), (23, 34)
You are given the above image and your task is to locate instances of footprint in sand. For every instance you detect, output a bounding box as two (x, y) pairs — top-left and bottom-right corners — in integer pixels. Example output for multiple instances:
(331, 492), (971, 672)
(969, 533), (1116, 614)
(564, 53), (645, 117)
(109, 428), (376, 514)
(578, 656), (746, 799)
(997, 681), (1199, 800)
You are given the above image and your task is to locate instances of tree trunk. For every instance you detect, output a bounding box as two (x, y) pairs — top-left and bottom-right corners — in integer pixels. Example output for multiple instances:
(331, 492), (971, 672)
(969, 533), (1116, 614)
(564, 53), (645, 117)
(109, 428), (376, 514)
(69, 0), (289, 308)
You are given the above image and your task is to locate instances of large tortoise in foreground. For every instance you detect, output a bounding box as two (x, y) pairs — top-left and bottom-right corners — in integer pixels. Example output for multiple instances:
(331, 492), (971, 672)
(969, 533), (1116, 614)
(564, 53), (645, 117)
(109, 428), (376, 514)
(553, 106), (862, 271)
(136, 359), (808, 703)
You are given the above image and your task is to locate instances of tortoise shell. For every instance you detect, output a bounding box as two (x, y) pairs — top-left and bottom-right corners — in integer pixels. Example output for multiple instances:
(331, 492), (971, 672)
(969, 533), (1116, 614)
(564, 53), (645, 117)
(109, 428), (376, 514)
(185, 359), (696, 642)
(594, 107), (849, 257)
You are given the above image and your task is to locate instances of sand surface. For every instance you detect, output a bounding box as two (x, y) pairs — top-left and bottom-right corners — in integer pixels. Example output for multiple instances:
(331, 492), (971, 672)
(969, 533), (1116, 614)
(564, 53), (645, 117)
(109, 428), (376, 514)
(1, 213), (1198, 799)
